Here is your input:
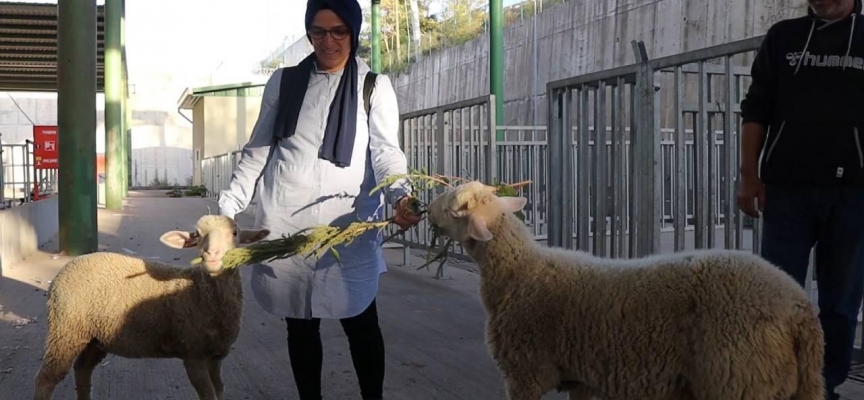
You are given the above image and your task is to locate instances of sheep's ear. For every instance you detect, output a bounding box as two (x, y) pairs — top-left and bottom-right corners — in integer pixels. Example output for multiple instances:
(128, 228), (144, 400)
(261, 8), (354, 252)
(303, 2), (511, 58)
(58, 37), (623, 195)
(160, 231), (198, 249)
(498, 196), (527, 214)
(467, 214), (493, 242)
(239, 229), (270, 244)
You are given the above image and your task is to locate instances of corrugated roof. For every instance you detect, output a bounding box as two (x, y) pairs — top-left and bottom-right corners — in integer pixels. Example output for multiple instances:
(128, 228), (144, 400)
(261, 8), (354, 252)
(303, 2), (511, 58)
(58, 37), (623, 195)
(0, 2), (106, 92)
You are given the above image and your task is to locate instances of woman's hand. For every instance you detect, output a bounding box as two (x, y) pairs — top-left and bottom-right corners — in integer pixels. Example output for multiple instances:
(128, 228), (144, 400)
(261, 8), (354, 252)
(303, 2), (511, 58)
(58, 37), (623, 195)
(394, 196), (422, 230)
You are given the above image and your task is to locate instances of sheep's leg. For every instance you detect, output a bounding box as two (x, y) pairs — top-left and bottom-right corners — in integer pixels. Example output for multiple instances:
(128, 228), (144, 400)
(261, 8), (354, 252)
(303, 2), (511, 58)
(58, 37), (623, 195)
(207, 358), (224, 400)
(502, 367), (559, 400)
(182, 358), (217, 400)
(33, 330), (90, 400)
(73, 341), (107, 400)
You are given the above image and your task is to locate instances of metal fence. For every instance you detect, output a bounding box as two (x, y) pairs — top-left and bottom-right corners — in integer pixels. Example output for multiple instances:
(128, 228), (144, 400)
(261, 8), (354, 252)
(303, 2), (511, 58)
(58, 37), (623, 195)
(201, 151), (240, 201)
(545, 37), (766, 259)
(0, 140), (58, 209)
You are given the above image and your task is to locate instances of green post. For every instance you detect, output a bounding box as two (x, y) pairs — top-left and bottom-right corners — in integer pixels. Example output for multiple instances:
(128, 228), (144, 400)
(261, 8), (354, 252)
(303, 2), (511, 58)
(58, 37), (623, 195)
(119, 0), (127, 197)
(490, 0), (504, 140)
(104, 0), (122, 209)
(57, 0), (98, 255)
(122, 0), (132, 194)
(371, 0), (381, 73)
(125, 80), (132, 190)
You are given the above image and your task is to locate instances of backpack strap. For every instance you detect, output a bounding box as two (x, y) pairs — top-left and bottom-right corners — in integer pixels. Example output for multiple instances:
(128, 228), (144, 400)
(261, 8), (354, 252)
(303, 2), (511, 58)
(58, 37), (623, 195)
(363, 72), (377, 119)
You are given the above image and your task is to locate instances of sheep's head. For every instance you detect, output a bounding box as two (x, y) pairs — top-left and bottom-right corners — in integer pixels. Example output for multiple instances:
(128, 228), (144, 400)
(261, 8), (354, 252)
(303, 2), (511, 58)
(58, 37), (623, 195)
(427, 181), (527, 244)
(159, 215), (270, 274)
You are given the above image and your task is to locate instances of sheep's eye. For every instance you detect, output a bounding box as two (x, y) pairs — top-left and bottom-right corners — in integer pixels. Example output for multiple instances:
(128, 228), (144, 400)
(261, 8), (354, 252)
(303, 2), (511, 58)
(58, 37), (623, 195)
(233, 231), (238, 237)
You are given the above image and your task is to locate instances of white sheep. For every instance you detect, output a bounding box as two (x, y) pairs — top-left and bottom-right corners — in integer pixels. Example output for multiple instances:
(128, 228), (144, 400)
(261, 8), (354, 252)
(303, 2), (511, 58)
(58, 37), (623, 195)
(426, 181), (825, 400)
(32, 215), (270, 400)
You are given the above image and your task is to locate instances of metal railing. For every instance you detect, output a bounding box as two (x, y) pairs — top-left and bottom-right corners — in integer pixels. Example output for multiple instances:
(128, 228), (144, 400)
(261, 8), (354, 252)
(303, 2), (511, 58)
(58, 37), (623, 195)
(546, 37), (764, 258)
(0, 140), (58, 209)
(201, 151), (240, 201)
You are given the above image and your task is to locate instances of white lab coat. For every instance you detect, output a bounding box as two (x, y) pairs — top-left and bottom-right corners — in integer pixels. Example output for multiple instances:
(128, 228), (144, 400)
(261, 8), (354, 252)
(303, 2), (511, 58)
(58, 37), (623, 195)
(218, 57), (410, 319)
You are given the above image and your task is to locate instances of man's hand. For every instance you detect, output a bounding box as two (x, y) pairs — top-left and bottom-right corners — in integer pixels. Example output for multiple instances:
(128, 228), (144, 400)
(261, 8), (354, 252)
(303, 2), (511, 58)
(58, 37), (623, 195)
(394, 196), (422, 230)
(737, 172), (766, 218)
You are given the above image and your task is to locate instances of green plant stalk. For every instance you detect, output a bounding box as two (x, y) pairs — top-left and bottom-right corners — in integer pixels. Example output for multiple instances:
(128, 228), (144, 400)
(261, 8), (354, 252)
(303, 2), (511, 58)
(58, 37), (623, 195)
(192, 175), (531, 271)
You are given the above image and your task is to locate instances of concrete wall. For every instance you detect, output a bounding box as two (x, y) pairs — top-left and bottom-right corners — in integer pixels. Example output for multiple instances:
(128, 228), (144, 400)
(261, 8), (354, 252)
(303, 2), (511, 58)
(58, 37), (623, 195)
(202, 96), (260, 159)
(389, 0), (809, 125)
(0, 195), (58, 273)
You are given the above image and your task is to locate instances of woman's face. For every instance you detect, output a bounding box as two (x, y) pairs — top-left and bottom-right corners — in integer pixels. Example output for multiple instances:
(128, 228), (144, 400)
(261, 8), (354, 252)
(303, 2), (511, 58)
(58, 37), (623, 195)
(308, 9), (351, 72)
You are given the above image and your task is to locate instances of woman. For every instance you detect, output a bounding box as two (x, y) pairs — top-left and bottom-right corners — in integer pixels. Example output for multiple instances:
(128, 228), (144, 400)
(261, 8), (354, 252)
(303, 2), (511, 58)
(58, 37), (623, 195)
(217, 1), (420, 399)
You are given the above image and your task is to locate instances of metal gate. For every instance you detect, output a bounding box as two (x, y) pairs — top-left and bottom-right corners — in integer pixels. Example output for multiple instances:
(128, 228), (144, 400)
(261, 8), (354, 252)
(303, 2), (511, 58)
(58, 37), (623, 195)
(546, 37), (765, 258)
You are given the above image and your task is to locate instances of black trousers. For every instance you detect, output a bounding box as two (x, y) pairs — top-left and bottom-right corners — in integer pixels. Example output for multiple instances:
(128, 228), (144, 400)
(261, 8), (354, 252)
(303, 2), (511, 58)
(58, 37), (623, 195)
(285, 299), (385, 400)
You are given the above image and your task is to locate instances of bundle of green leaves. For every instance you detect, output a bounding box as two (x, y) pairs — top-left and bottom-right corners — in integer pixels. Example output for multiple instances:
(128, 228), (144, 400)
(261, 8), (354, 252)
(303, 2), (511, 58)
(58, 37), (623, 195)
(192, 170), (530, 272)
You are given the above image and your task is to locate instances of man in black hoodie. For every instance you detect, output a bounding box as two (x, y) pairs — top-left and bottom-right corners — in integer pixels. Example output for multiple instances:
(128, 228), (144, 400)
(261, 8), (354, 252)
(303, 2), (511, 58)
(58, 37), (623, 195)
(738, 0), (864, 398)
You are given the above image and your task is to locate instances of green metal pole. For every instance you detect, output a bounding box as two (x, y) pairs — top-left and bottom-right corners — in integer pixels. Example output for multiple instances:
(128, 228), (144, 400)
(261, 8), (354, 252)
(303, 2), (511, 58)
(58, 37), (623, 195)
(104, 0), (122, 209)
(371, 0), (381, 73)
(125, 80), (132, 191)
(120, 0), (130, 199)
(490, 0), (504, 140)
(58, 0), (98, 255)
(122, 0), (132, 194)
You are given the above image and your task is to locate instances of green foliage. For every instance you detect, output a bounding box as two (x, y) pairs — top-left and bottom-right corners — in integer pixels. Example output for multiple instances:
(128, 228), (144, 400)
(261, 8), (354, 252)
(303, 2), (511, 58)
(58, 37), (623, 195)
(358, 0), (569, 74)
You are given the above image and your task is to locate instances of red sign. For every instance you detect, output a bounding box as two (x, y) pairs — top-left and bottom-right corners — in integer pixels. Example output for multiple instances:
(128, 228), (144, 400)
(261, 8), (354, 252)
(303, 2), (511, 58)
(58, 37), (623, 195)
(33, 125), (58, 169)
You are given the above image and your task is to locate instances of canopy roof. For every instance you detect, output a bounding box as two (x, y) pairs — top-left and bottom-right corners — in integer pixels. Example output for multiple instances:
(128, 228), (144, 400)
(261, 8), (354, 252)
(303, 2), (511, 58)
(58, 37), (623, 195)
(0, 2), (105, 92)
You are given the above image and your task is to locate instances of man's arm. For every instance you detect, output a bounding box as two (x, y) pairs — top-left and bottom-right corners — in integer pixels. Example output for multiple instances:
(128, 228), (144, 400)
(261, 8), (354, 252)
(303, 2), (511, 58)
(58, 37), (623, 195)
(739, 26), (778, 144)
(739, 122), (767, 177)
(737, 29), (777, 216)
(217, 69), (283, 219)
(366, 73), (412, 205)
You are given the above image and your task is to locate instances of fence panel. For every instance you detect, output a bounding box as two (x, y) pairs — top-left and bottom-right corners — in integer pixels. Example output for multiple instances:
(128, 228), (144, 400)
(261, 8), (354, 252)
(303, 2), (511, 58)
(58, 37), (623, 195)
(0, 141), (57, 209)
(545, 37), (765, 259)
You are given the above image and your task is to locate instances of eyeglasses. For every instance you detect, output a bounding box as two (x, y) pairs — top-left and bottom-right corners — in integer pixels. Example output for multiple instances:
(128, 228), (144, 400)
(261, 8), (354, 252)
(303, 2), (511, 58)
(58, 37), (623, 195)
(308, 26), (350, 41)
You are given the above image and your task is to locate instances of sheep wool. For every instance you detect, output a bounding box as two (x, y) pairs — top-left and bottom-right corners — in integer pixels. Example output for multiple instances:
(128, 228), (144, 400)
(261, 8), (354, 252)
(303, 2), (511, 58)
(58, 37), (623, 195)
(427, 181), (825, 400)
(32, 215), (269, 400)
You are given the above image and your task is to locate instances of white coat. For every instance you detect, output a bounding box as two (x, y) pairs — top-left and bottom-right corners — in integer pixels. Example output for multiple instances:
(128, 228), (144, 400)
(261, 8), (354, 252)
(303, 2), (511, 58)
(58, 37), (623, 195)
(218, 57), (411, 319)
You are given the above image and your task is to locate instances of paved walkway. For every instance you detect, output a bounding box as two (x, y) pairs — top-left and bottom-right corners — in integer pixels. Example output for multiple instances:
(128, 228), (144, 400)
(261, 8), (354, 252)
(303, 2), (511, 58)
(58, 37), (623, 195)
(0, 192), (861, 399)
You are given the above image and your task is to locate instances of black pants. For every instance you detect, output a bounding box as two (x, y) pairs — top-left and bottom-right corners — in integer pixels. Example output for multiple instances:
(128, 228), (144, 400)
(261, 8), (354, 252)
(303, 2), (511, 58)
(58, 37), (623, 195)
(285, 299), (385, 400)
(761, 185), (864, 396)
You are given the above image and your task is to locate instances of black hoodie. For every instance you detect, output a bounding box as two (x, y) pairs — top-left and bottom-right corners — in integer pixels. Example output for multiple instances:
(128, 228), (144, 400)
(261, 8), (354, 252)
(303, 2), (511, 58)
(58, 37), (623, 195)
(741, 0), (864, 187)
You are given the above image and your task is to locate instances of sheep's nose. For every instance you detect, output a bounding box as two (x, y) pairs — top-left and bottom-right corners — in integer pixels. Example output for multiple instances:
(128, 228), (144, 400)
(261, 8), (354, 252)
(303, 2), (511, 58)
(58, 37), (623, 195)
(203, 248), (222, 257)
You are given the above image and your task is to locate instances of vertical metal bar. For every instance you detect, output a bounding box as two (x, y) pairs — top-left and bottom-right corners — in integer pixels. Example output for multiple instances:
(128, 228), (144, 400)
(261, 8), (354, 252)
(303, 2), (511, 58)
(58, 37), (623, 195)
(435, 108), (447, 196)
(105, 0), (123, 210)
(628, 82), (637, 258)
(674, 66), (687, 251)
(489, 0), (505, 141)
(563, 89), (574, 249)
(632, 40), (660, 257)
(577, 86), (591, 251)
(724, 55), (739, 249)
(547, 89), (563, 247)
(58, 0), (98, 255)
(487, 95), (498, 184)
(695, 61), (709, 249)
(594, 82), (608, 257)
(612, 78), (625, 258)
(24, 141), (31, 202)
(646, 68), (662, 256)
(371, 0), (381, 73)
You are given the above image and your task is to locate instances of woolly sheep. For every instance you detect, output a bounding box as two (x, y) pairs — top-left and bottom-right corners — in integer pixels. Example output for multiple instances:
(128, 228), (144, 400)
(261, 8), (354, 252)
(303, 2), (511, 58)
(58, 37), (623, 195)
(32, 215), (270, 400)
(426, 181), (825, 400)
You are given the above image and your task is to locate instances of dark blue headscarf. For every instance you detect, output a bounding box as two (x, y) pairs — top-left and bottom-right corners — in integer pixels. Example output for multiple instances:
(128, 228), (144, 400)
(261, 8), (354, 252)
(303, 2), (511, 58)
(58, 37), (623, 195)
(272, 0), (363, 168)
